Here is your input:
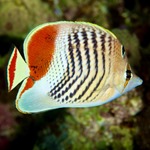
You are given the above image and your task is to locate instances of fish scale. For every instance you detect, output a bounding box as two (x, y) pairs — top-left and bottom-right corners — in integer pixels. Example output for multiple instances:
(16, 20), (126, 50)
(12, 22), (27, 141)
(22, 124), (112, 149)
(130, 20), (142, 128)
(7, 21), (143, 113)
(49, 26), (109, 103)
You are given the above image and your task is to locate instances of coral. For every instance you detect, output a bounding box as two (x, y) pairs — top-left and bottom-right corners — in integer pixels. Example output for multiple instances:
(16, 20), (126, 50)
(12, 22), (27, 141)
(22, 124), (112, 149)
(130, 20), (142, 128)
(0, 0), (54, 37)
(62, 91), (143, 150)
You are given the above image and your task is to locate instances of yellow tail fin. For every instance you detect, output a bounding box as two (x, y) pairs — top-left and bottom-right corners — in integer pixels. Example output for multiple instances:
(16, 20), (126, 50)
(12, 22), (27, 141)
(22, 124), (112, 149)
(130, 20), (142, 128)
(7, 47), (30, 91)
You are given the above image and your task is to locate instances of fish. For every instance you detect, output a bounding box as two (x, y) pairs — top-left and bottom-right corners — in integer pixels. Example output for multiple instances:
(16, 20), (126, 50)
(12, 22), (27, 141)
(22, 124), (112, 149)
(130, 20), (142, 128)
(7, 21), (143, 114)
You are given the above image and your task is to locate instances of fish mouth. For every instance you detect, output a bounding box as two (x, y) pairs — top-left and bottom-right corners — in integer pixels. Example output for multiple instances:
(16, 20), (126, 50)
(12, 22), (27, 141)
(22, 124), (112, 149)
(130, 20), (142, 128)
(123, 75), (143, 94)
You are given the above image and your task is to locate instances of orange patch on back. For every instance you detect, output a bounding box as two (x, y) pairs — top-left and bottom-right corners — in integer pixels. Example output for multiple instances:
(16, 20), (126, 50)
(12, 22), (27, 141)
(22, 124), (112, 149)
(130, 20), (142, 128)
(27, 25), (58, 80)
(19, 77), (34, 98)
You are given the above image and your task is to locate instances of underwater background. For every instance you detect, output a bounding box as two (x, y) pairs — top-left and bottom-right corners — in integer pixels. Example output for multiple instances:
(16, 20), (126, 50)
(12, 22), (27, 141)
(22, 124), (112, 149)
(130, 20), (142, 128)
(0, 0), (150, 150)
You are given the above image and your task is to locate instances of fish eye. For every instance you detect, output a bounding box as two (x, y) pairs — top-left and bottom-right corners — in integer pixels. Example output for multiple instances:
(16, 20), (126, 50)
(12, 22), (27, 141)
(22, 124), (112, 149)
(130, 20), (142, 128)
(121, 45), (126, 58)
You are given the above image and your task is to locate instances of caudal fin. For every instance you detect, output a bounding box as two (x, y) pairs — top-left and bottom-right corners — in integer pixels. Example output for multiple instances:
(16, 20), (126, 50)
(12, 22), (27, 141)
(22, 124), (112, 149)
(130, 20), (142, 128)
(7, 47), (30, 91)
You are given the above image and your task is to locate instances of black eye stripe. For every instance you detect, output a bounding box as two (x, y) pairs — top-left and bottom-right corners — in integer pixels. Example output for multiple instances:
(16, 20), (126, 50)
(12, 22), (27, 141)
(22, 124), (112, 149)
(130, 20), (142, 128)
(126, 69), (132, 79)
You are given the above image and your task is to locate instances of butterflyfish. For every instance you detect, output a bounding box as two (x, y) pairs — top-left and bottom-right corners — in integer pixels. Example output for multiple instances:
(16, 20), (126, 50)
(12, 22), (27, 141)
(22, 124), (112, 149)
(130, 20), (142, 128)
(7, 21), (143, 113)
